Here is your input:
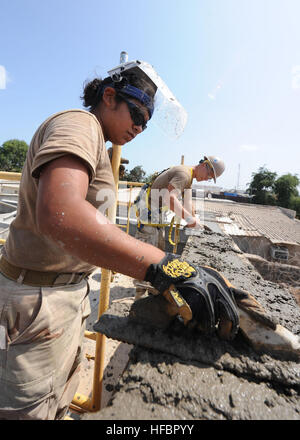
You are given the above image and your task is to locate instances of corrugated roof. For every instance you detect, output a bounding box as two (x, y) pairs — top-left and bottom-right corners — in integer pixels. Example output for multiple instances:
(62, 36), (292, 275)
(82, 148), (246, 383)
(203, 200), (300, 245)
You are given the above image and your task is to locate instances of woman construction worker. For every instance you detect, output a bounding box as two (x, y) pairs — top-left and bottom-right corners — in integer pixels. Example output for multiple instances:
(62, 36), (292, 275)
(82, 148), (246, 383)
(0, 59), (264, 420)
(133, 156), (225, 298)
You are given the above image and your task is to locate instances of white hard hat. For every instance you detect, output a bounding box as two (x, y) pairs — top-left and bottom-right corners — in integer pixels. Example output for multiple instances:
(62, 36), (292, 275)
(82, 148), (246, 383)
(203, 156), (225, 183)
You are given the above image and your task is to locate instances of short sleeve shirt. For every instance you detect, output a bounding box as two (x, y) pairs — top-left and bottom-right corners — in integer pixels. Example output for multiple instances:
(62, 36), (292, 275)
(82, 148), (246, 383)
(151, 165), (193, 195)
(143, 166), (193, 221)
(3, 110), (116, 273)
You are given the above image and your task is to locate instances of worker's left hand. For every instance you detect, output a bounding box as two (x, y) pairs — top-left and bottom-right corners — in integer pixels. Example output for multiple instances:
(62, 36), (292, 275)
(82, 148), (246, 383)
(145, 254), (240, 340)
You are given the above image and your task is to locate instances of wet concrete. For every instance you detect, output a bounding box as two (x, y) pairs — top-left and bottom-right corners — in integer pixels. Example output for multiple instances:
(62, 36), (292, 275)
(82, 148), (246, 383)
(86, 232), (300, 420)
(85, 347), (299, 420)
(181, 233), (300, 334)
(243, 253), (300, 287)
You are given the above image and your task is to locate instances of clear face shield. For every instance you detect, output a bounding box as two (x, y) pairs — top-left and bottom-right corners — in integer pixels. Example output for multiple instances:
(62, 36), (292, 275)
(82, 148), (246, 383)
(107, 60), (188, 140)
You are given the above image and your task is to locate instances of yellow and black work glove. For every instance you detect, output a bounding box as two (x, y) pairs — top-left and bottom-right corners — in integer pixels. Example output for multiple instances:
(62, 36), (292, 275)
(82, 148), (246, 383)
(144, 254), (240, 340)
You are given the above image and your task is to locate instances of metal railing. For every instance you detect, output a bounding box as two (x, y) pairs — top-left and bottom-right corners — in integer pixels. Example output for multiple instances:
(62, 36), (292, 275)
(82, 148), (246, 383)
(0, 171), (22, 181)
(0, 172), (21, 245)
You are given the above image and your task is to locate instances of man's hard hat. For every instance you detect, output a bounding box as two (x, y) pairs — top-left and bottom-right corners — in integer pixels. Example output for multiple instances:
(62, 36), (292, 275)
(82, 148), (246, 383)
(202, 156), (225, 183)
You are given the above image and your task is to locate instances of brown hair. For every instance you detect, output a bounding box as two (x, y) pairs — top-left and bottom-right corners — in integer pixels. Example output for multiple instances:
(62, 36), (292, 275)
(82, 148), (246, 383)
(81, 72), (156, 112)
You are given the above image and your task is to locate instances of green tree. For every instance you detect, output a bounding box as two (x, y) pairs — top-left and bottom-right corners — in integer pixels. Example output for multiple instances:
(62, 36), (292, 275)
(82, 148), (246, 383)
(123, 165), (147, 182)
(247, 166), (277, 205)
(144, 171), (160, 184)
(0, 139), (29, 172)
(273, 173), (300, 208)
(290, 195), (300, 218)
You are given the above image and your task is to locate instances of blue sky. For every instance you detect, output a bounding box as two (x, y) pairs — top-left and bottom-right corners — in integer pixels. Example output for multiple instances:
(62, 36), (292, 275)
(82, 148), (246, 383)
(1, 0), (300, 190)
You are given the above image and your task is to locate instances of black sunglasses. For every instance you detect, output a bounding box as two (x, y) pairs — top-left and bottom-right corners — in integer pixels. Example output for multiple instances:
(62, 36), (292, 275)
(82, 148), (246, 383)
(121, 97), (148, 131)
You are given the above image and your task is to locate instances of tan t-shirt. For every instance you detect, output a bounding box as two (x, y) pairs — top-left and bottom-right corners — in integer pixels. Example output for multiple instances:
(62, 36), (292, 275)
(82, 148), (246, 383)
(144, 166), (193, 220)
(3, 109), (116, 273)
(151, 165), (193, 194)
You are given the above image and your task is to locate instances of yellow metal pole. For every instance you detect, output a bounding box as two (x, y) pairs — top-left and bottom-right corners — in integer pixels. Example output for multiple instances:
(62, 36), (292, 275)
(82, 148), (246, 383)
(84, 331), (97, 341)
(126, 185), (133, 234)
(71, 392), (91, 412)
(0, 171), (22, 181)
(90, 143), (122, 411)
(181, 155), (184, 165)
(173, 223), (180, 254)
(90, 269), (112, 410)
(119, 180), (144, 187)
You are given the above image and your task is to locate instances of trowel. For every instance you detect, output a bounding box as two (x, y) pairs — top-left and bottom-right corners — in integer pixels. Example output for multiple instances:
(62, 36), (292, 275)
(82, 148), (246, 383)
(129, 292), (300, 360)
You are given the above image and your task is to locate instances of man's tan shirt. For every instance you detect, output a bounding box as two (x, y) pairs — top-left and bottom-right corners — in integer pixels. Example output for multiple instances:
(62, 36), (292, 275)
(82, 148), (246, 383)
(151, 165), (193, 194)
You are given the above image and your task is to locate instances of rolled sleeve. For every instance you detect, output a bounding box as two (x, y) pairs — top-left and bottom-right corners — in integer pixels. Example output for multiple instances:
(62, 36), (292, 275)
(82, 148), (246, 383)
(31, 111), (101, 182)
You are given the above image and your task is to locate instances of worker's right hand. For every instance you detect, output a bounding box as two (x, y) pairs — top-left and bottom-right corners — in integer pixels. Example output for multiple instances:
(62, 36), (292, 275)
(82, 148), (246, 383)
(185, 216), (203, 228)
(144, 254), (240, 340)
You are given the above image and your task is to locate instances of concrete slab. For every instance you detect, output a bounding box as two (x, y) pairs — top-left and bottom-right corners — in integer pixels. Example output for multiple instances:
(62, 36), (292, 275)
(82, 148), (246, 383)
(85, 347), (300, 420)
(87, 231), (300, 420)
(94, 297), (300, 387)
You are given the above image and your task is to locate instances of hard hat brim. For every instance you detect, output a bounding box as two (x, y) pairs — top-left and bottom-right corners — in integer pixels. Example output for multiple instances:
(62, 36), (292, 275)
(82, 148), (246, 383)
(204, 156), (217, 183)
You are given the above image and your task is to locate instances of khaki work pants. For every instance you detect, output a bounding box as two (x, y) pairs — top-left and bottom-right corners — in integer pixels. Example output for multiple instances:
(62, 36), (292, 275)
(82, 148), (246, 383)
(0, 272), (91, 420)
